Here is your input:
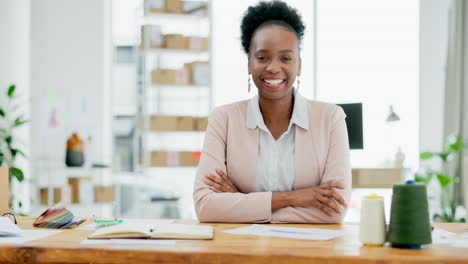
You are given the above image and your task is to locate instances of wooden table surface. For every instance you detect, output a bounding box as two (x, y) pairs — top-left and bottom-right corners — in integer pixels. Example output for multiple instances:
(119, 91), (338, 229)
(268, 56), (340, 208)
(0, 217), (467, 264)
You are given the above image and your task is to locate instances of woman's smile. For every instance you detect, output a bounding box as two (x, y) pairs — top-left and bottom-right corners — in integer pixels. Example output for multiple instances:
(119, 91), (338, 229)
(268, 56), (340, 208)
(262, 78), (286, 89)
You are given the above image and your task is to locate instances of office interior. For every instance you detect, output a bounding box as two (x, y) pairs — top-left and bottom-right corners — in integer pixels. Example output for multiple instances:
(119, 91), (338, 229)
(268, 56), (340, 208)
(1, 0), (468, 224)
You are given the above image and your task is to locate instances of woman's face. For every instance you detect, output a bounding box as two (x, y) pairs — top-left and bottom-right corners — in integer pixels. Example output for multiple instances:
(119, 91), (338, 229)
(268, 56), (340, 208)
(248, 25), (301, 101)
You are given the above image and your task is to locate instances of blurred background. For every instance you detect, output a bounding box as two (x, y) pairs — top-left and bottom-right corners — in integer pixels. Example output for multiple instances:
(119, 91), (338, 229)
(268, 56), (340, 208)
(1, 0), (467, 223)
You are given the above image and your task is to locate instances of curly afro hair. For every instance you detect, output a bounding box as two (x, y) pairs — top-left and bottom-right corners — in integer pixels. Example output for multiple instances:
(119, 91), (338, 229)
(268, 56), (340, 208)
(240, 1), (305, 54)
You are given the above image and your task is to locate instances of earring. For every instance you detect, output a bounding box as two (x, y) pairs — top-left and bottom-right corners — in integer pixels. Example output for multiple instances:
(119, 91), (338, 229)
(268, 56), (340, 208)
(295, 77), (300, 94)
(248, 74), (251, 93)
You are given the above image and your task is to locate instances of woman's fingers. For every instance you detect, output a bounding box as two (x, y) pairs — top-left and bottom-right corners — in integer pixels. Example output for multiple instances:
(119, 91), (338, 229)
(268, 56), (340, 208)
(314, 200), (333, 216)
(317, 193), (342, 214)
(321, 189), (347, 207)
(204, 176), (224, 191)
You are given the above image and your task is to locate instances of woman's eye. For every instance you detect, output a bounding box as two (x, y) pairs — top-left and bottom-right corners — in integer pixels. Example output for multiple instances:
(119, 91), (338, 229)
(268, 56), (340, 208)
(256, 56), (267, 61)
(281, 57), (292, 62)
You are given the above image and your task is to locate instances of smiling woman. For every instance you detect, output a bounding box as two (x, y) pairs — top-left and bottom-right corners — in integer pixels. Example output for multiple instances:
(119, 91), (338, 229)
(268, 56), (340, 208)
(193, 0), (351, 223)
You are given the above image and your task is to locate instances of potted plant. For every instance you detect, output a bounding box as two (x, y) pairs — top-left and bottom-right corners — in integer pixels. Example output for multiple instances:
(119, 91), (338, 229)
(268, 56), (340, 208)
(415, 134), (466, 222)
(0, 84), (28, 209)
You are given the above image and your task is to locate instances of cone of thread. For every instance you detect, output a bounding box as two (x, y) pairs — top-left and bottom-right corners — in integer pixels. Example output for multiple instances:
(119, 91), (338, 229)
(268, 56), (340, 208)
(387, 183), (432, 247)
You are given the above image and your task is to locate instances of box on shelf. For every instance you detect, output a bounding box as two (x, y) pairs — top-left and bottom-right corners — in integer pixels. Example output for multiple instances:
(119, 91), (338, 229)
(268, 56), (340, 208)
(164, 34), (187, 49)
(68, 177), (94, 204)
(185, 61), (209, 86)
(165, 0), (182, 13)
(151, 68), (189, 84)
(178, 151), (201, 166)
(141, 25), (163, 49)
(94, 185), (114, 203)
(193, 117), (208, 131)
(53, 186), (71, 204)
(149, 151), (167, 166)
(145, 0), (165, 13)
(176, 116), (194, 131)
(39, 187), (48, 205)
(187, 37), (209, 51)
(140, 115), (177, 131)
(0, 167), (8, 214)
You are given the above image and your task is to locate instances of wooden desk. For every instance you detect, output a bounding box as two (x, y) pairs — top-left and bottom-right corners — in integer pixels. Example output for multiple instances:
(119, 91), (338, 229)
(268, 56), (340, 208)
(0, 217), (467, 263)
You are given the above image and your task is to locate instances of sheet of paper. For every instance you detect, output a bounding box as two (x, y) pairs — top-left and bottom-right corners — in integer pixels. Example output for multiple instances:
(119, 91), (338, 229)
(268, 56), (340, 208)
(81, 239), (177, 245)
(432, 228), (468, 248)
(0, 217), (23, 236)
(0, 230), (62, 244)
(75, 219), (175, 231)
(223, 224), (344, 240)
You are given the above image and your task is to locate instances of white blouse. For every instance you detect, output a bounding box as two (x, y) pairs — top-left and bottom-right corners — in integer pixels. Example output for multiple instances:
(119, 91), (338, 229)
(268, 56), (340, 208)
(246, 93), (310, 192)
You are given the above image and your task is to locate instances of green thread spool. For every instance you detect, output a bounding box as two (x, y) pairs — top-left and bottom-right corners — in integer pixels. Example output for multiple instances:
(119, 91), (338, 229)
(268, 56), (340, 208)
(387, 181), (432, 248)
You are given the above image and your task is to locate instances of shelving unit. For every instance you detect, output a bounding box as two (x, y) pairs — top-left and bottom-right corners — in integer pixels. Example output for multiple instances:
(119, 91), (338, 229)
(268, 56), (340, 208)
(131, 0), (212, 219)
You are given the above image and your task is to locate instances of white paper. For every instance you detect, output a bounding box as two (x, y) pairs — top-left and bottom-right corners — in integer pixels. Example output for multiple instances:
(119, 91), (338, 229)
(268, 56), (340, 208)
(223, 224), (344, 240)
(0, 217), (23, 236)
(75, 218), (175, 231)
(0, 230), (62, 244)
(432, 228), (468, 248)
(81, 239), (177, 245)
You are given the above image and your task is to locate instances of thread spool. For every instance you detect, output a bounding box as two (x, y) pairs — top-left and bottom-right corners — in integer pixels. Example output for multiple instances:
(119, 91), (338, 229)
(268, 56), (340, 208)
(359, 195), (386, 246)
(387, 181), (432, 248)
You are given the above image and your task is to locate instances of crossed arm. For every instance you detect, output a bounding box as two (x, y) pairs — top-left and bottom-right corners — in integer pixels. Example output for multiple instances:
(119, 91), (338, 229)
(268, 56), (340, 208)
(204, 168), (347, 217)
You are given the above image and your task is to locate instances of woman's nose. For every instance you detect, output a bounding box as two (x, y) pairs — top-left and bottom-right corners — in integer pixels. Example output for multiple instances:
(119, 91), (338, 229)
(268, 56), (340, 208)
(266, 60), (280, 73)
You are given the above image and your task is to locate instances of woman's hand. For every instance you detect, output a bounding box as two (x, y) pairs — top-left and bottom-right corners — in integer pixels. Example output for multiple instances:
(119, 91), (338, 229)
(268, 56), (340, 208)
(204, 168), (240, 193)
(291, 182), (347, 216)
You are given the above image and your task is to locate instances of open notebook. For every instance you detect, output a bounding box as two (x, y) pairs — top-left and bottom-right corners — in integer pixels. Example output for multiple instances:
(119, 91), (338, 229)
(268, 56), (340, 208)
(88, 222), (213, 240)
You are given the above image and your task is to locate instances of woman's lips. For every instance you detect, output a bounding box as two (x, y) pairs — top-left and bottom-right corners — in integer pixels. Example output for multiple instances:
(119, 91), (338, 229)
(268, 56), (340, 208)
(262, 78), (286, 89)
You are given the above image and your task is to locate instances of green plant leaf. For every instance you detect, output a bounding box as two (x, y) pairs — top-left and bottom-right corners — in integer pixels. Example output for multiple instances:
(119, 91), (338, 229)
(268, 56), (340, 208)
(13, 117), (27, 127)
(9, 167), (24, 182)
(436, 174), (453, 188)
(437, 152), (451, 162)
(414, 172), (433, 184)
(10, 148), (25, 158)
(7, 84), (16, 97)
(0, 108), (4, 117)
(445, 134), (464, 151)
(5, 136), (12, 145)
(420, 152), (434, 159)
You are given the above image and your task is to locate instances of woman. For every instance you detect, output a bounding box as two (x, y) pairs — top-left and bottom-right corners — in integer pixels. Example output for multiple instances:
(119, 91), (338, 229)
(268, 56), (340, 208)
(193, 0), (351, 223)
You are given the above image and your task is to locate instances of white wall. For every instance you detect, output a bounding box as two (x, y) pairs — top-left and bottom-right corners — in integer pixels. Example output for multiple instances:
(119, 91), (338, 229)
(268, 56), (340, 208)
(212, 0), (315, 107)
(316, 0), (420, 170)
(0, 0), (30, 212)
(30, 0), (112, 175)
(419, 0), (451, 154)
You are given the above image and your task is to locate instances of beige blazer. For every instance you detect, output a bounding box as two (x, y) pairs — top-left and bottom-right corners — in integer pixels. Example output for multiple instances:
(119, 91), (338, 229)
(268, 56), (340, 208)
(193, 98), (351, 223)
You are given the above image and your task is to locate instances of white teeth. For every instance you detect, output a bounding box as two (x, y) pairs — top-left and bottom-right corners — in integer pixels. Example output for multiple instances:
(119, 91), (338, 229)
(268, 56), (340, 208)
(264, 79), (284, 85)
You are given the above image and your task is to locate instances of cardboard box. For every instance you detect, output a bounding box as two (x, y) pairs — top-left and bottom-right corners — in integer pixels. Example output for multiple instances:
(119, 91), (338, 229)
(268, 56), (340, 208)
(141, 25), (163, 49)
(150, 151), (167, 166)
(176, 116), (194, 131)
(53, 186), (71, 204)
(145, 0), (165, 13)
(185, 61), (209, 85)
(68, 177), (94, 204)
(165, 0), (182, 13)
(178, 152), (201, 166)
(40, 187), (48, 205)
(94, 186), (114, 202)
(0, 167), (8, 214)
(193, 117), (208, 131)
(352, 168), (404, 188)
(152, 69), (177, 84)
(140, 115), (178, 131)
(186, 37), (209, 51)
(164, 34), (187, 49)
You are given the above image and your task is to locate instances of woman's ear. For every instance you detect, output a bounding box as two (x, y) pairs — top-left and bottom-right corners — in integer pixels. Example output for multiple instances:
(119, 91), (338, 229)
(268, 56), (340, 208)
(247, 56), (252, 74)
(298, 56), (302, 76)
